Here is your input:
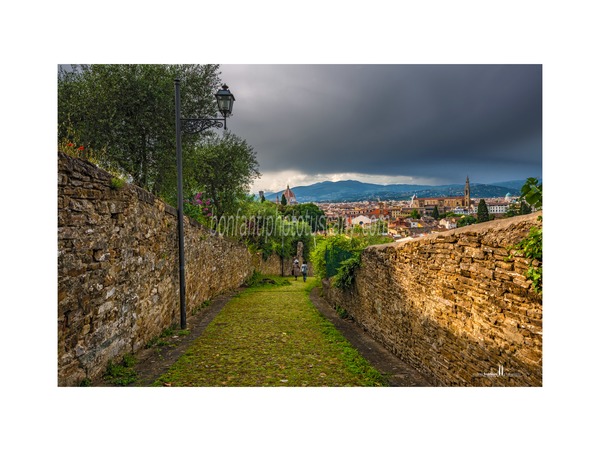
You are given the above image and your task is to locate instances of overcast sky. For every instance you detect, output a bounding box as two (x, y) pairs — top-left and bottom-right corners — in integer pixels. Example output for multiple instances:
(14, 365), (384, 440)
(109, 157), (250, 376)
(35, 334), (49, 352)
(218, 64), (542, 193)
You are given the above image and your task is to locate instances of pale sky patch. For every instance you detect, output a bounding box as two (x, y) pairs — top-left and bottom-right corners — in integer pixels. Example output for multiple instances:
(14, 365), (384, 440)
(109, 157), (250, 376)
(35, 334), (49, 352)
(251, 170), (441, 194)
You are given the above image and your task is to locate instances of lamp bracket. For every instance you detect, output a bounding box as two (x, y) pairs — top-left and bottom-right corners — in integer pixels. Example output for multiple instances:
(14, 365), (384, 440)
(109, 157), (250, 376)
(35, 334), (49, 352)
(180, 118), (225, 134)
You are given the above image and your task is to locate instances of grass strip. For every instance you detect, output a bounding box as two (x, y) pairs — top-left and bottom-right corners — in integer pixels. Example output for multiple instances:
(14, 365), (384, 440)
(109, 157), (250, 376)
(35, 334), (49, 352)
(154, 276), (387, 387)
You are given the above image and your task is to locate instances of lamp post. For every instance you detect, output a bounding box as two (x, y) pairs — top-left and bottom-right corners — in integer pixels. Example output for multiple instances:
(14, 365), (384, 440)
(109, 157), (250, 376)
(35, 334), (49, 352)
(174, 79), (235, 329)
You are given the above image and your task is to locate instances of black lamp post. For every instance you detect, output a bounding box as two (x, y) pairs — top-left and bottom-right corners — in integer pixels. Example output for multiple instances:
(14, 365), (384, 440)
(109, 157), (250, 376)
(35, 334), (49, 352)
(174, 80), (235, 329)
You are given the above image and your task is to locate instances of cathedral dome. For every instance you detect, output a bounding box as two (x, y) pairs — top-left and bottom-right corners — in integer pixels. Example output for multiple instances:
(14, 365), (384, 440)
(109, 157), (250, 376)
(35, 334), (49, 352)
(282, 185), (298, 204)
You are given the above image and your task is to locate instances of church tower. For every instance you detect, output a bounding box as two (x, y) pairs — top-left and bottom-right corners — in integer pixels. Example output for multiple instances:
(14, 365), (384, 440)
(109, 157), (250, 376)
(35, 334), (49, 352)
(464, 176), (471, 209)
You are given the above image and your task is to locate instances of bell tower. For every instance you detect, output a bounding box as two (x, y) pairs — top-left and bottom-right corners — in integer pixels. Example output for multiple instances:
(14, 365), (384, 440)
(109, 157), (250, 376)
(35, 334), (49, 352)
(464, 176), (471, 209)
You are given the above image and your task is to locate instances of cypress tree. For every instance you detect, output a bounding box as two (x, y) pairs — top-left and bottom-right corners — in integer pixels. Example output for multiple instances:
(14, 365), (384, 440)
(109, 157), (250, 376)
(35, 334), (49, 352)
(477, 199), (490, 223)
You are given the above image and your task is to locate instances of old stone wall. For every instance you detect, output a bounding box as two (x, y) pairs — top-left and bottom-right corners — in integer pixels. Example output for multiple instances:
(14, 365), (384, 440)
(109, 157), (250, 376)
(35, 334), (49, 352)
(322, 213), (542, 386)
(58, 153), (276, 386)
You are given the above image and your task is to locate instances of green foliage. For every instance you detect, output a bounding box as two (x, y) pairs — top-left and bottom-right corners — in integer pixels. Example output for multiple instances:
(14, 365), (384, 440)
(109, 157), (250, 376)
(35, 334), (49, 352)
(103, 354), (138, 386)
(188, 132), (260, 219)
(439, 211), (459, 219)
(508, 216), (543, 294)
(503, 179), (540, 218)
(230, 200), (316, 261)
(280, 193), (287, 206)
(477, 199), (490, 222)
(333, 254), (361, 289)
(432, 205), (440, 219)
(191, 300), (212, 316)
(146, 327), (190, 349)
(519, 201), (532, 215)
(58, 64), (222, 199)
(310, 233), (392, 282)
(183, 195), (213, 228)
(457, 215), (477, 227)
(244, 270), (291, 288)
(335, 305), (349, 319)
(282, 203), (327, 232)
(410, 209), (421, 219)
(505, 179), (543, 293)
(110, 176), (125, 190)
(310, 234), (357, 280)
(520, 177), (542, 209)
(310, 235), (333, 279)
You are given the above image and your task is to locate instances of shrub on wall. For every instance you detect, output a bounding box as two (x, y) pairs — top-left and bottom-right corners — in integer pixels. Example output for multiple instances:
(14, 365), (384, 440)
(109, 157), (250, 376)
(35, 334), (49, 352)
(333, 253), (361, 289)
(508, 178), (543, 294)
(507, 216), (542, 294)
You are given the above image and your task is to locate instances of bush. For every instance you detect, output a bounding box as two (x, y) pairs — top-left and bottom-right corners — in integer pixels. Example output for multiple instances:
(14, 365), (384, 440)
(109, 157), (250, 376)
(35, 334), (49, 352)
(507, 217), (542, 294)
(110, 176), (125, 190)
(333, 254), (361, 289)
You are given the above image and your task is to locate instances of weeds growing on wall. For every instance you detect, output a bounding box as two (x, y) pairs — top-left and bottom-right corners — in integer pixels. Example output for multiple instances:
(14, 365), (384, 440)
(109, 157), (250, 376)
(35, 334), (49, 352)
(110, 176), (126, 190)
(333, 254), (362, 290)
(103, 354), (138, 386)
(311, 233), (392, 290)
(507, 178), (543, 294)
(507, 216), (543, 294)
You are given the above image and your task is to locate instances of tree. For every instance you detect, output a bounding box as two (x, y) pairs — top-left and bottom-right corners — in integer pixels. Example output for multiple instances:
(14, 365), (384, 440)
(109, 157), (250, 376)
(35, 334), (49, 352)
(504, 203), (519, 218)
(289, 203), (326, 232)
(58, 64), (223, 198)
(477, 199), (490, 223)
(519, 201), (532, 215)
(457, 215), (477, 227)
(410, 209), (421, 219)
(280, 193), (288, 206)
(432, 206), (440, 220)
(188, 132), (260, 219)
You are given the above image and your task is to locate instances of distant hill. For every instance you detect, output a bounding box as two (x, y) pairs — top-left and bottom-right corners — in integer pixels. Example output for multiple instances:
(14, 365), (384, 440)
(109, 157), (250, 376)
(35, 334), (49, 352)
(489, 178), (541, 192)
(264, 179), (531, 203)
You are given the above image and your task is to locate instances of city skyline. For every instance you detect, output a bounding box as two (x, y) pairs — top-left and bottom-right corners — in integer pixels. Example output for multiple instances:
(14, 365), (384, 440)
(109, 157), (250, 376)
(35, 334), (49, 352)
(219, 64), (542, 193)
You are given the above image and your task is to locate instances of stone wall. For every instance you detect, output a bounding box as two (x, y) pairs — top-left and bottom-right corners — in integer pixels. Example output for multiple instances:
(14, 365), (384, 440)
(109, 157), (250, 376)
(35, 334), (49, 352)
(58, 153), (276, 386)
(322, 213), (542, 386)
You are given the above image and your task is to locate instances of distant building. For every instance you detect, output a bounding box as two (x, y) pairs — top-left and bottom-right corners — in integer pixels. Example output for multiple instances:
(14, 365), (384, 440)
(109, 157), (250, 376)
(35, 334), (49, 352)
(351, 215), (372, 226)
(411, 177), (473, 215)
(486, 200), (510, 215)
(364, 201), (389, 219)
(275, 184), (298, 205)
(440, 217), (458, 229)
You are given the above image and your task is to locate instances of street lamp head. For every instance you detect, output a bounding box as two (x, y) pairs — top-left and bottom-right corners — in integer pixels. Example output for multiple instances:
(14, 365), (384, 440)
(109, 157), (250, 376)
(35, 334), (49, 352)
(215, 84), (235, 118)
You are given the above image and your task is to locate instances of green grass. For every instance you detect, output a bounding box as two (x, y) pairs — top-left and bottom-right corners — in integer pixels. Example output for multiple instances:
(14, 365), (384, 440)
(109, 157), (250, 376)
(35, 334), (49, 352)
(154, 277), (387, 387)
(146, 326), (191, 349)
(103, 353), (138, 386)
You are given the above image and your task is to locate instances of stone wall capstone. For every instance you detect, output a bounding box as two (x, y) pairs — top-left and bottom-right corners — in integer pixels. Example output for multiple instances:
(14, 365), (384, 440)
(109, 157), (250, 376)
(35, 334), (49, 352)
(57, 153), (279, 386)
(321, 213), (542, 386)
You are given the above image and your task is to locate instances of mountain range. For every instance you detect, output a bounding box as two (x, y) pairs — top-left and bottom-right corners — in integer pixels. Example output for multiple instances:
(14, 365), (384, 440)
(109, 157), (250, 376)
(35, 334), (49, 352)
(264, 179), (535, 203)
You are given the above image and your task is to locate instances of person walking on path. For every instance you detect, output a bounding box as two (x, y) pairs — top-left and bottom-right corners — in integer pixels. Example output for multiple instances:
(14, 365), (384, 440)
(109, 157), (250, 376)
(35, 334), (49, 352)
(301, 261), (308, 282)
(292, 258), (300, 281)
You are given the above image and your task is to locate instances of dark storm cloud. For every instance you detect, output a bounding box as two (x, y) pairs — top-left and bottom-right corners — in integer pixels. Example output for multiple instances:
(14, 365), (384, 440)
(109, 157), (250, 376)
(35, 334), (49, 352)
(220, 64), (542, 184)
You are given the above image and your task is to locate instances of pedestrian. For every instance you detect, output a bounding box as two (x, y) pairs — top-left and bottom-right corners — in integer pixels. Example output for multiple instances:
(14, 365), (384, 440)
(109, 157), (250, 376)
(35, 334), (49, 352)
(301, 261), (308, 282)
(293, 258), (300, 280)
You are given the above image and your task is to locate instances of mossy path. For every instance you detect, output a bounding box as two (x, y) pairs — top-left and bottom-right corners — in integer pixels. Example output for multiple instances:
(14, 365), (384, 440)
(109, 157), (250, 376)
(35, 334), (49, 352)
(154, 277), (387, 387)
